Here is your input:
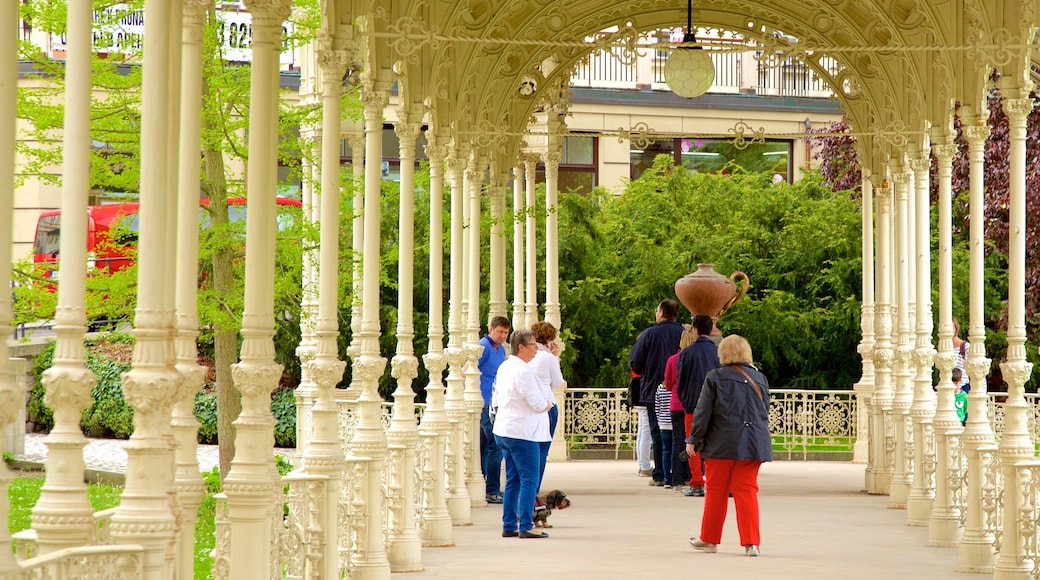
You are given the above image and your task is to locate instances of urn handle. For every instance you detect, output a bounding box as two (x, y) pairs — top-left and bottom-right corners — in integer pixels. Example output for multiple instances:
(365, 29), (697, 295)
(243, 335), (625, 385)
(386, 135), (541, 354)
(718, 270), (749, 318)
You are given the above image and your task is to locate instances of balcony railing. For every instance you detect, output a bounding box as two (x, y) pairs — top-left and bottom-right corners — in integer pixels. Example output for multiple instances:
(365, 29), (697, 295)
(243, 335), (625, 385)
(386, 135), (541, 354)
(571, 38), (839, 99)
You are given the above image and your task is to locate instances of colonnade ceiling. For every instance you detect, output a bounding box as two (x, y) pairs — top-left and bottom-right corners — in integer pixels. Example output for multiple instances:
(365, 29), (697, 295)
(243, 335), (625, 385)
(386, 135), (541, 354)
(332, 0), (1039, 178)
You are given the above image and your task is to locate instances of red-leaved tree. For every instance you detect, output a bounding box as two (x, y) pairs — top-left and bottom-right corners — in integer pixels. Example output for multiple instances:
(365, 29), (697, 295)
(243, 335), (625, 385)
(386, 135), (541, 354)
(812, 93), (1040, 333)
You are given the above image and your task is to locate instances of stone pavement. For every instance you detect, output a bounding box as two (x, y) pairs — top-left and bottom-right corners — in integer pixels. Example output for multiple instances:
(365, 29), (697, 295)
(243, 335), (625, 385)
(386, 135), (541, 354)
(14, 436), (975, 579)
(413, 460), (975, 580)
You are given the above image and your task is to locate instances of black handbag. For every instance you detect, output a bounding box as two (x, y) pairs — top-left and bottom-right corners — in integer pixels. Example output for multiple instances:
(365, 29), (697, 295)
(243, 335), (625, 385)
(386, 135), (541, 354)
(627, 375), (640, 407)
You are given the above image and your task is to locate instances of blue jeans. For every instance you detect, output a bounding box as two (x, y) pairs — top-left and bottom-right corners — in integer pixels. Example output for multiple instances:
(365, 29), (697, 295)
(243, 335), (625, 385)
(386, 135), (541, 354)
(495, 435), (541, 533)
(645, 405), (664, 481)
(659, 427), (673, 485)
(537, 405), (559, 492)
(480, 407), (502, 495)
(670, 410), (691, 486)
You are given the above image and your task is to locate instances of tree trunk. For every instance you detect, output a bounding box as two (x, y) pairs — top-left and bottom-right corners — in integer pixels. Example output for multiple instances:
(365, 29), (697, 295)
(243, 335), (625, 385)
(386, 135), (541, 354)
(204, 140), (240, 480)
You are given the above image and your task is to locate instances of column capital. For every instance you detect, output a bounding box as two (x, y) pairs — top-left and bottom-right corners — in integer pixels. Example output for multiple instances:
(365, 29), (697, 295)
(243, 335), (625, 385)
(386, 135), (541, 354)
(183, 0), (212, 30)
(425, 141), (447, 162)
(360, 85), (389, 117)
(317, 49), (349, 93)
(423, 352), (447, 374)
(1002, 97), (1034, 124)
(1000, 360), (1034, 391)
(391, 354), (420, 382)
(908, 157), (930, 175)
(963, 124), (991, 147)
(244, 0), (291, 27)
(395, 121), (421, 149)
(931, 142), (957, 163)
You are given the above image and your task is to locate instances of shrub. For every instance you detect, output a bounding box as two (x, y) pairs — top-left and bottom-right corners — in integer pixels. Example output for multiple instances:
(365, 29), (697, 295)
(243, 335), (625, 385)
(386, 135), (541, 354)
(80, 351), (133, 438)
(271, 387), (297, 448)
(194, 391), (218, 444)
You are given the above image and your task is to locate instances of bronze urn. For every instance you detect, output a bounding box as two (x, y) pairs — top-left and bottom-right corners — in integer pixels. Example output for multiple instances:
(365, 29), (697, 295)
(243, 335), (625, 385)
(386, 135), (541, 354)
(674, 263), (749, 335)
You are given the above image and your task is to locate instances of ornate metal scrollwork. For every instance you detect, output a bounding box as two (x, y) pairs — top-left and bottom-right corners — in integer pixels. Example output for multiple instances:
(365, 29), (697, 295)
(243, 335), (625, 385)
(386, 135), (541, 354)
(729, 121), (766, 150)
(618, 121), (655, 150)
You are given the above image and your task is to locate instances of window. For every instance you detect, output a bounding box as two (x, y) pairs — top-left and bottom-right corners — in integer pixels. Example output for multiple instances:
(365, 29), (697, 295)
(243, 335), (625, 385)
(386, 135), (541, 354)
(535, 135), (598, 194)
(631, 138), (791, 181)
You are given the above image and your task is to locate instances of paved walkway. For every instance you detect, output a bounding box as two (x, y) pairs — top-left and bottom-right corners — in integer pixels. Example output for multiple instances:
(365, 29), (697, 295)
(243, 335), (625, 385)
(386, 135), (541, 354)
(14, 435), (975, 579)
(16, 433), (297, 475)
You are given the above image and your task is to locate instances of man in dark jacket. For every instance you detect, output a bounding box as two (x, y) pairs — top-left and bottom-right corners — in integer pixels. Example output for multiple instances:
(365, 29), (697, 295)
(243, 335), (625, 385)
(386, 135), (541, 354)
(630, 300), (684, 485)
(675, 314), (720, 496)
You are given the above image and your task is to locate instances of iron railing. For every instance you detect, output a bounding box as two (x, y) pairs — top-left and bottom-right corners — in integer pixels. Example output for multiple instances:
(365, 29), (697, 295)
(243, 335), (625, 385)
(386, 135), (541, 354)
(563, 387), (857, 460)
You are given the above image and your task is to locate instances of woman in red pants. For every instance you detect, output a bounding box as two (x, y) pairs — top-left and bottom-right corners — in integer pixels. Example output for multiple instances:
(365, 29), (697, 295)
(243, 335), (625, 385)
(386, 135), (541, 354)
(685, 334), (772, 557)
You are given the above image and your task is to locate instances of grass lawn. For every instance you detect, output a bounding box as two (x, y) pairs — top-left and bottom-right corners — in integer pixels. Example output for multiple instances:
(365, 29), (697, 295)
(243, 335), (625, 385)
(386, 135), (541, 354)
(8, 473), (216, 580)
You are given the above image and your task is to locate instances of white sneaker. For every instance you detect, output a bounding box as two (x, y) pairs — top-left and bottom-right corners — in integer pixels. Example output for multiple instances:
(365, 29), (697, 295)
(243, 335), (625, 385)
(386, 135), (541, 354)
(745, 545), (759, 557)
(689, 538), (717, 553)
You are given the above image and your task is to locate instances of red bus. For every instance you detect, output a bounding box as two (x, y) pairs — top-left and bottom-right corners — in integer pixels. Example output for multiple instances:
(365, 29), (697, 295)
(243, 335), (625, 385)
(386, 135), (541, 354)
(32, 197), (304, 280)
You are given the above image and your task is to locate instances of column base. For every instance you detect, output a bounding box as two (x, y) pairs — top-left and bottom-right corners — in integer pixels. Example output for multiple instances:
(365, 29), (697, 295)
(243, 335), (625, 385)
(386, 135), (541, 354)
(956, 533), (996, 573)
(888, 479), (910, 508)
(350, 561), (392, 580)
(446, 494), (472, 525)
(420, 515), (455, 547)
(852, 439), (869, 464)
(467, 477), (487, 507)
(868, 471), (892, 496)
(388, 535), (424, 573)
(993, 557), (1034, 580)
(905, 494), (933, 526)
(926, 514), (963, 547)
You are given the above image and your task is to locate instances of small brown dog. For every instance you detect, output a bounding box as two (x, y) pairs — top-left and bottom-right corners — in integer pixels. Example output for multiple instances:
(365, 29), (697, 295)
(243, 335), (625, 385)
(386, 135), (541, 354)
(532, 490), (571, 528)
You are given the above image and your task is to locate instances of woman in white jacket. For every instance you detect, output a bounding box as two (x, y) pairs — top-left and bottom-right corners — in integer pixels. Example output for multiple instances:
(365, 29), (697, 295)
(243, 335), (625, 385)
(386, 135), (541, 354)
(491, 329), (554, 539)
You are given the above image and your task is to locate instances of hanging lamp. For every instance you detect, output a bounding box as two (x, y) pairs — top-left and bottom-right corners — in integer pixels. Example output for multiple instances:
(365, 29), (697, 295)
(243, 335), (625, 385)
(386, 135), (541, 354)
(664, 0), (715, 98)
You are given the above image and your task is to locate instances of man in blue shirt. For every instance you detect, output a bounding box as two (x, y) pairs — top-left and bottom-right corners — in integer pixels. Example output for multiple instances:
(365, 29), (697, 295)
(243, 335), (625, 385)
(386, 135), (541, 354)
(479, 316), (511, 503)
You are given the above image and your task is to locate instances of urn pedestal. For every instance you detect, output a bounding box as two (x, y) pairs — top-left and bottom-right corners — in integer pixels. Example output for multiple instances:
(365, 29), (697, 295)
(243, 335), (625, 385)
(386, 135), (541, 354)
(674, 263), (749, 335)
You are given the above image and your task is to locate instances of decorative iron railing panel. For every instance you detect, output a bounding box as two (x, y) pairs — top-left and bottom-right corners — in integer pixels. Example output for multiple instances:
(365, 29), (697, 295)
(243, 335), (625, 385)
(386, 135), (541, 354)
(14, 544), (145, 579)
(986, 393), (1040, 446)
(564, 387), (856, 460)
(1014, 459), (1040, 577)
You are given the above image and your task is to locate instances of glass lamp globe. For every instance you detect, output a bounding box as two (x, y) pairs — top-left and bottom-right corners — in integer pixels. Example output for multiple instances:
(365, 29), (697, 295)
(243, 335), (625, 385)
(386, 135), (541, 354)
(665, 48), (715, 98)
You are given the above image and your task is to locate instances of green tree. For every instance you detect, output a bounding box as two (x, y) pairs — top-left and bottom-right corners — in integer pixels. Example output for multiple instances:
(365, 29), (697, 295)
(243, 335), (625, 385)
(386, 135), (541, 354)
(559, 157), (865, 390)
(15, 1), (325, 475)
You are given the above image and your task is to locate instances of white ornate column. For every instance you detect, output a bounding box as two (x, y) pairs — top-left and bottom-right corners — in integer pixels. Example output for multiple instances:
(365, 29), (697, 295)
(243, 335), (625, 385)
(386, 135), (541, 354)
(544, 147), (561, 329)
(348, 81), (392, 580)
(463, 156), (487, 508)
(172, 2), (210, 575)
(0, 0), (27, 573)
(294, 145), (318, 454)
(956, 118), (998, 574)
(300, 42), (351, 580)
(524, 155), (539, 328)
(927, 137), (963, 547)
(294, 41), (320, 454)
(110, 1), (181, 577)
(386, 119), (423, 571)
(993, 94), (1035, 580)
(888, 165), (914, 508)
(29, 0), (96, 553)
(489, 173), (507, 322)
(418, 134), (453, 546)
(345, 131), (366, 401)
(855, 169), (875, 475)
(906, 148), (936, 525)
(218, 2), (290, 578)
(444, 148), (472, 524)
(511, 163), (526, 330)
(869, 175), (895, 496)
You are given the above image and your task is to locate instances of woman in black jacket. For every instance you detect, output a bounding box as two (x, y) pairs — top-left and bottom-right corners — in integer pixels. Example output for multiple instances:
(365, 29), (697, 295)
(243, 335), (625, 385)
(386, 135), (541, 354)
(685, 335), (772, 558)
